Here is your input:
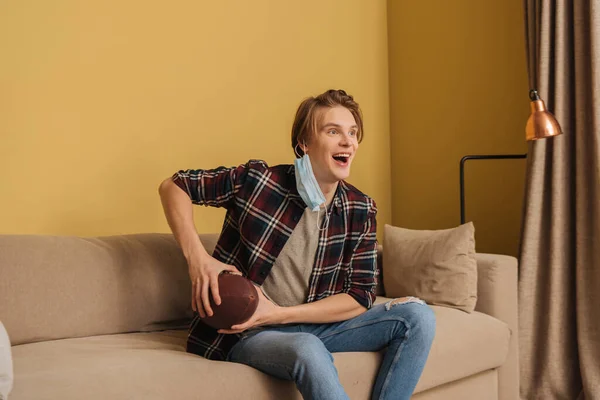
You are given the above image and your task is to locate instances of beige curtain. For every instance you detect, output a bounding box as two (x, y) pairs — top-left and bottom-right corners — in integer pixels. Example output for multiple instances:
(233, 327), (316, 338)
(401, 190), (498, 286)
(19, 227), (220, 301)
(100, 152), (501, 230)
(520, 1), (600, 399)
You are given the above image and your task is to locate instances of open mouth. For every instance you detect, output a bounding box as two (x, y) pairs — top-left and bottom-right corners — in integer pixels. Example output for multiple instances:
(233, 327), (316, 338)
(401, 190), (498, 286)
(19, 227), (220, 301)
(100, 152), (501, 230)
(332, 153), (351, 167)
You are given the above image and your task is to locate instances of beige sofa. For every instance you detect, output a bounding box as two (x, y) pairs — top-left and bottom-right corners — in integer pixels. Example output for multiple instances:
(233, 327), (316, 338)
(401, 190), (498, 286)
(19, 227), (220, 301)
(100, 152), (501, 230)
(0, 233), (518, 400)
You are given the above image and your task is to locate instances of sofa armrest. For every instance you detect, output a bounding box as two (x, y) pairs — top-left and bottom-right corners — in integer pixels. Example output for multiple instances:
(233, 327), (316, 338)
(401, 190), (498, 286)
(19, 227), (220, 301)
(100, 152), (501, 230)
(474, 253), (519, 400)
(0, 321), (13, 400)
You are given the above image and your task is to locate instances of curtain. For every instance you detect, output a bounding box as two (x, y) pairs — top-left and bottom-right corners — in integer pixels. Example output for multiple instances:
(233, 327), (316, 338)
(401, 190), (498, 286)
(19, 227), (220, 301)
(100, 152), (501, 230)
(520, 0), (600, 399)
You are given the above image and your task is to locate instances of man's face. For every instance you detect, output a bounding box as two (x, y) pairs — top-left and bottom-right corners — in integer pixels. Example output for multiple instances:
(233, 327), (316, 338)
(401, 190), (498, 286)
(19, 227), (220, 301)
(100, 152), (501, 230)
(303, 106), (359, 185)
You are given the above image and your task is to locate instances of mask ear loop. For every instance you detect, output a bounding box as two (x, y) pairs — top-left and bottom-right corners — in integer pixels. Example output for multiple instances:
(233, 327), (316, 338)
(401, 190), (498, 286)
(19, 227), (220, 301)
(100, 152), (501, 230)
(317, 204), (332, 232)
(294, 141), (309, 158)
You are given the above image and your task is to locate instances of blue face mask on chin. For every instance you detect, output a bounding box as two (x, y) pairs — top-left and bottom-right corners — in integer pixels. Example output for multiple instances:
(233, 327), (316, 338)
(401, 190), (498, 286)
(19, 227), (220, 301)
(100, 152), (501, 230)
(294, 154), (326, 212)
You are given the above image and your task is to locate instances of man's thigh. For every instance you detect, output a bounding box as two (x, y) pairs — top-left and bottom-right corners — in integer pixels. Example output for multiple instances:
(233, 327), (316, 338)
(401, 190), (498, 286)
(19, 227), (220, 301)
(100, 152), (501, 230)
(227, 325), (327, 381)
(299, 301), (429, 353)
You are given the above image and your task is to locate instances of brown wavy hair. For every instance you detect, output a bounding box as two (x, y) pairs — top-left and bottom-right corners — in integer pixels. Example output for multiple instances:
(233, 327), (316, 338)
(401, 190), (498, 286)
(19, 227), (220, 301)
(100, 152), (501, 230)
(291, 89), (364, 157)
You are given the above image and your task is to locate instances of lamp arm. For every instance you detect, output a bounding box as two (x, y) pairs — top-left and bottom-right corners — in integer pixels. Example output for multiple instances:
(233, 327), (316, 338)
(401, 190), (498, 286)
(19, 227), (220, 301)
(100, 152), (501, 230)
(459, 154), (527, 225)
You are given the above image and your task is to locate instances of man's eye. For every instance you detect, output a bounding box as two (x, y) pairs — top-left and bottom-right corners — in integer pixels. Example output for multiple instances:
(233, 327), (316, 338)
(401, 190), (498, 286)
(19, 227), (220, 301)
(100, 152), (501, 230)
(329, 129), (337, 134)
(349, 131), (357, 136)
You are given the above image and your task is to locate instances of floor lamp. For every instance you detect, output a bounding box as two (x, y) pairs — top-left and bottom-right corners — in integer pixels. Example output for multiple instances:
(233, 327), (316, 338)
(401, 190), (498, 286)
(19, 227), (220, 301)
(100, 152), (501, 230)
(459, 90), (562, 224)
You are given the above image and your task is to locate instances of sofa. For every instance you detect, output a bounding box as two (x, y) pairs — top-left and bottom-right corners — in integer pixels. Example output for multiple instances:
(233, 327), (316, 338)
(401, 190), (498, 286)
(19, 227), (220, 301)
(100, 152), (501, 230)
(0, 233), (519, 400)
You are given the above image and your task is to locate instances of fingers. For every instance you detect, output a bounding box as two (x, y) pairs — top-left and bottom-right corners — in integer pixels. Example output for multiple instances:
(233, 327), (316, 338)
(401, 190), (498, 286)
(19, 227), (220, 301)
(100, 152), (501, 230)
(218, 328), (243, 335)
(191, 275), (216, 318)
(210, 274), (221, 306)
(194, 277), (205, 318)
(228, 266), (242, 275)
(231, 313), (259, 332)
(191, 278), (197, 313)
(219, 320), (252, 334)
(229, 323), (248, 331)
(191, 262), (242, 321)
(201, 278), (213, 317)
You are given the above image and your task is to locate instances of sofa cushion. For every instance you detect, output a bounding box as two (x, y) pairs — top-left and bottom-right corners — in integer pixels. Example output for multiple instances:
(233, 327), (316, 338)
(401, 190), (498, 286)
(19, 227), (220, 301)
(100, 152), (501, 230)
(9, 302), (510, 400)
(382, 223), (478, 313)
(374, 297), (510, 393)
(0, 233), (217, 346)
(10, 330), (303, 400)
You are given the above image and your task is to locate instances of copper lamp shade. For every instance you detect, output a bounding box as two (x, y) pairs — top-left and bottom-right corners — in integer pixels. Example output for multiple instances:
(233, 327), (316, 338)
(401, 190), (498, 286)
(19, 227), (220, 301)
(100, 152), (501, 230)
(526, 90), (563, 141)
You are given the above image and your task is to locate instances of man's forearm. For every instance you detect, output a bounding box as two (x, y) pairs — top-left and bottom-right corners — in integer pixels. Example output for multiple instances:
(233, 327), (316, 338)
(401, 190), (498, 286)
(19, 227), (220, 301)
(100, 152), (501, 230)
(277, 293), (367, 325)
(158, 179), (208, 262)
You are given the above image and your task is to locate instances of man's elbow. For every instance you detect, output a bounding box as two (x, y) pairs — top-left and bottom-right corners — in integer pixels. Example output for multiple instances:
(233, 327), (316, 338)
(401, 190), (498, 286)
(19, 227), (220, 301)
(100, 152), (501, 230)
(158, 178), (175, 193)
(158, 178), (175, 195)
(345, 293), (369, 317)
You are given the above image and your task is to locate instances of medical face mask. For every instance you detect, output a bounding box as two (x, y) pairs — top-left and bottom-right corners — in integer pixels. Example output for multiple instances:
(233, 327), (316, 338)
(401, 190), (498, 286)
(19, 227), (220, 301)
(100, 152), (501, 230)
(294, 153), (326, 212)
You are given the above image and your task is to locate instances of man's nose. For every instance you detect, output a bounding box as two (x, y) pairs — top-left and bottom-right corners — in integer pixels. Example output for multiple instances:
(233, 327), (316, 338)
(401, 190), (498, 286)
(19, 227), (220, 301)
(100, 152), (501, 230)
(339, 133), (353, 146)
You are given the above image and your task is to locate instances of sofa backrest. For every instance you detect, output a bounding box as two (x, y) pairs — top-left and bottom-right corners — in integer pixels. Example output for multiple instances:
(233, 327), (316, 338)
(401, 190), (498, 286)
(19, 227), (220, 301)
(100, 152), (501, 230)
(0, 233), (218, 346)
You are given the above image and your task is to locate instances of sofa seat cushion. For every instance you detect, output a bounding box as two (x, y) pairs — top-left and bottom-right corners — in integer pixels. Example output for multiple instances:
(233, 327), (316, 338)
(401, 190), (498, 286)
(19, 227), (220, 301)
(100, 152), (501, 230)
(336, 299), (512, 394)
(9, 303), (510, 400)
(10, 330), (304, 400)
(385, 299), (512, 392)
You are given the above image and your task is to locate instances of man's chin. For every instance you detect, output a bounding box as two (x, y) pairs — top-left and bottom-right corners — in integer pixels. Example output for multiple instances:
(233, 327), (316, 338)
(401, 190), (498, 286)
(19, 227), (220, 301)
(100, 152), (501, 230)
(334, 169), (351, 181)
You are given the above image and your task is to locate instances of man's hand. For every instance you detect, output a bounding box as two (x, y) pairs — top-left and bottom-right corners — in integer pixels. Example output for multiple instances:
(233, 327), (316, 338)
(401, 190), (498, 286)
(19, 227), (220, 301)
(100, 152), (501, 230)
(217, 287), (282, 334)
(188, 252), (242, 319)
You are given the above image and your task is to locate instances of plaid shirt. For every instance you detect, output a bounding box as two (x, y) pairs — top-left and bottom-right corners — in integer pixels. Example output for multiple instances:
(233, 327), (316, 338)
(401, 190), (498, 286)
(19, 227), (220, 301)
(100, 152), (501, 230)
(172, 160), (378, 361)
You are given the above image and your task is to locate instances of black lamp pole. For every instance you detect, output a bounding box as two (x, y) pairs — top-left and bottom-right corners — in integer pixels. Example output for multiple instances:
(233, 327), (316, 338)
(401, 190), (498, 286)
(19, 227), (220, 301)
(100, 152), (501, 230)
(459, 154), (527, 224)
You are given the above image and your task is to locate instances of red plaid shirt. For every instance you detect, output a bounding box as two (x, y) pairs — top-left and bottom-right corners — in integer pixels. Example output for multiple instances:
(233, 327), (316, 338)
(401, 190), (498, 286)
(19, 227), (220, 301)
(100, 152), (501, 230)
(172, 160), (378, 361)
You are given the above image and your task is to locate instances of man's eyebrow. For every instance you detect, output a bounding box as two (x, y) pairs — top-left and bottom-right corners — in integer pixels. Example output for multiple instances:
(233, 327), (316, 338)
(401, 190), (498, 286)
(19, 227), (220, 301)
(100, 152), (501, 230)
(321, 123), (358, 129)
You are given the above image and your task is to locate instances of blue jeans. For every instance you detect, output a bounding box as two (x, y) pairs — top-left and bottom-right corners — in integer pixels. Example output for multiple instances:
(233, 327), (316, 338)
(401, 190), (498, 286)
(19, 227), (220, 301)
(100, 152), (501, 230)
(226, 300), (436, 400)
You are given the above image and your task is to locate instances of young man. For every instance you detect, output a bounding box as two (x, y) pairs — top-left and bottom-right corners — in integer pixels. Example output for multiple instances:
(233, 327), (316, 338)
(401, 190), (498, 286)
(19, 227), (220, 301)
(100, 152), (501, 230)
(159, 89), (435, 400)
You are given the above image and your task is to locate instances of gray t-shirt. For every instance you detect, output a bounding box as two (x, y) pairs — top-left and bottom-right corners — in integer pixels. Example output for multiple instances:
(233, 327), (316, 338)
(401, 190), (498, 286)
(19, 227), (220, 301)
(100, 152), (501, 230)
(260, 207), (324, 307)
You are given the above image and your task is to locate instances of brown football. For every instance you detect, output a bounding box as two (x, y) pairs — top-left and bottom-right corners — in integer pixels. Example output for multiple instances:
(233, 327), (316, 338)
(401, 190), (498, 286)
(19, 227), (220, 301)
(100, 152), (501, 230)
(201, 273), (259, 330)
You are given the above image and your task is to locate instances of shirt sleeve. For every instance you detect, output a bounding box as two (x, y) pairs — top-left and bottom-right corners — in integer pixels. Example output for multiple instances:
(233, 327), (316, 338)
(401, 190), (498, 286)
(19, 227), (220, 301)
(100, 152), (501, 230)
(171, 160), (266, 209)
(344, 200), (378, 309)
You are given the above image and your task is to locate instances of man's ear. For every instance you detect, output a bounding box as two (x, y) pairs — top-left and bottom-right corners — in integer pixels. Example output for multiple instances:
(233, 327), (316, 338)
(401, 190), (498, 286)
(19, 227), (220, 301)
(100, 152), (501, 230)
(301, 140), (309, 154)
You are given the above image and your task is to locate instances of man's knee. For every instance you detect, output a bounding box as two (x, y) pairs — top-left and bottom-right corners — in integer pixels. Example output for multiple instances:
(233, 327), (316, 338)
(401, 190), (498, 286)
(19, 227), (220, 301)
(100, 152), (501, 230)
(386, 302), (436, 344)
(416, 305), (436, 344)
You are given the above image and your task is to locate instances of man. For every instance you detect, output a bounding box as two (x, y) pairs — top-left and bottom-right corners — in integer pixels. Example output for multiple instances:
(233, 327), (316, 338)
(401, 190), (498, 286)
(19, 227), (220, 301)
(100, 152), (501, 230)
(159, 89), (435, 399)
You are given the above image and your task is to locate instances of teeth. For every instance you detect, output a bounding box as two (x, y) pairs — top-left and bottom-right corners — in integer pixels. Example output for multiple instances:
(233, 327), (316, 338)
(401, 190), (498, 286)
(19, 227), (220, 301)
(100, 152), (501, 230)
(333, 153), (350, 157)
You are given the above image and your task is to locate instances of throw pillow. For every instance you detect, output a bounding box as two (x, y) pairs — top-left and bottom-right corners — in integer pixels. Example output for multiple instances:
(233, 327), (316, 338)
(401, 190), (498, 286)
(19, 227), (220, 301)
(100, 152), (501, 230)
(382, 222), (477, 313)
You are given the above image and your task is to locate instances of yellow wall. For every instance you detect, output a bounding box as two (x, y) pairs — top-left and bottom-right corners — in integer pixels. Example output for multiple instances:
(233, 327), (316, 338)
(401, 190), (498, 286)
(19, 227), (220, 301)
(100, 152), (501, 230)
(0, 0), (392, 238)
(387, 1), (529, 256)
